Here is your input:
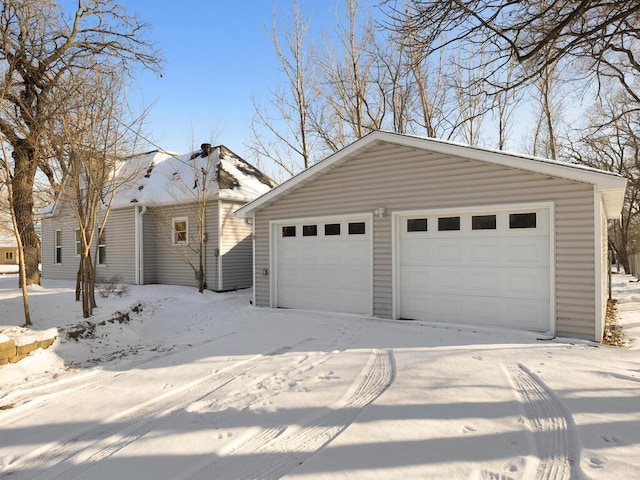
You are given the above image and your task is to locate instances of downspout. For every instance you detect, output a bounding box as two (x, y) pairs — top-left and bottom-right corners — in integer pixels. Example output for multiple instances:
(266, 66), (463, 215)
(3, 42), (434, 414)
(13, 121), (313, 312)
(136, 205), (146, 285)
(134, 206), (139, 285)
(218, 200), (223, 291)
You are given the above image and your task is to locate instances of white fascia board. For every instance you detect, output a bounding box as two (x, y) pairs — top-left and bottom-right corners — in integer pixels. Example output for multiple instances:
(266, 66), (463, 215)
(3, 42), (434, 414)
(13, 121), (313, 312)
(234, 131), (628, 218)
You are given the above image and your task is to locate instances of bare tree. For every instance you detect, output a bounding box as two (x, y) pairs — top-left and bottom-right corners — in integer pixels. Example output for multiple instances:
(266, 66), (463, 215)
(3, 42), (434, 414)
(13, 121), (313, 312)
(150, 142), (220, 293)
(567, 88), (640, 272)
(528, 62), (566, 159)
(248, 1), (317, 179)
(0, 0), (161, 286)
(491, 61), (523, 150)
(55, 67), (147, 317)
(449, 54), (491, 145)
(406, 40), (451, 139)
(316, 0), (384, 148)
(389, 1), (640, 106)
(0, 136), (31, 325)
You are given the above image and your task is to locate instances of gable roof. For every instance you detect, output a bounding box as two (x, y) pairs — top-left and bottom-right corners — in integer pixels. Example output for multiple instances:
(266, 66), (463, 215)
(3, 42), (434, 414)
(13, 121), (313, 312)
(111, 145), (275, 208)
(39, 145), (276, 217)
(235, 131), (627, 219)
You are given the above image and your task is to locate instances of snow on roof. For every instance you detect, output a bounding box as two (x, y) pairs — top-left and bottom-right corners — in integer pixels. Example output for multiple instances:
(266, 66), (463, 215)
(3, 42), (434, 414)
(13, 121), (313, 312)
(108, 145), (275, 209)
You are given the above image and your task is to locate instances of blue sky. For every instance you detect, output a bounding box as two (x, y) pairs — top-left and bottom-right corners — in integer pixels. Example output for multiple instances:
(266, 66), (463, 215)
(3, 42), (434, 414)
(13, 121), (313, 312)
(124, 1), (342, 159)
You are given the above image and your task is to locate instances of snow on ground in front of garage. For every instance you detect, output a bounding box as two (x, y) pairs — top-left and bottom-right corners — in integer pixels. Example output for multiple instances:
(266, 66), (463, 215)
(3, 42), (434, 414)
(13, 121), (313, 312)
(1, 273), (640, 479)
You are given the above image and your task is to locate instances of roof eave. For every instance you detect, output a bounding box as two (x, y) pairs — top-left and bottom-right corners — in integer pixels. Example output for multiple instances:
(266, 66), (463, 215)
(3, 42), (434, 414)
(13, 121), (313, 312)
(234, 131), (629, 218)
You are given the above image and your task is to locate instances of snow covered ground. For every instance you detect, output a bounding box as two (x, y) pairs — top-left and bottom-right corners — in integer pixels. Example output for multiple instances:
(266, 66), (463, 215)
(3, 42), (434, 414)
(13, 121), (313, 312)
(1, 272), (639, 479)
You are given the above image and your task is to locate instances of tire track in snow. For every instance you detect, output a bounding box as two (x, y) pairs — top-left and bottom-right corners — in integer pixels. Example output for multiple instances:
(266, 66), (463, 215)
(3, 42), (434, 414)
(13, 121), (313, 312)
(0, 337), (316, 480)
(0, 331), (238, 422)
(502, 362), (581, 480)
(188, 349), (395, 480)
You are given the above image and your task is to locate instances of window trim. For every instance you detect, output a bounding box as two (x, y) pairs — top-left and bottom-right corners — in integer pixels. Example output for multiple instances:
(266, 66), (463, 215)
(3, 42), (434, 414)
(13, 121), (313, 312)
(172, 217), (189, 245)
(54, 229), (62, 264)
(282, 225), (296, 237)
(471, 214), (497, 230)
(302, 224), (318, 237)
(509, 212), (537, 229)
(407, 218), (428, 232)
(75, 229), (82, 256)
(348, 221), (366, 235)
(324, 223), (341, 236)
(437, 216), (461, 231)
(97, 227), (106, 265)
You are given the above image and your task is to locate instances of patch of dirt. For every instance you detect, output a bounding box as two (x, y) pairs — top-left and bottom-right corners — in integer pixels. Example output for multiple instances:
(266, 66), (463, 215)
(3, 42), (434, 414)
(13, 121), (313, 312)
(63, 303), (143, 341)
(602, 299), (626, 347)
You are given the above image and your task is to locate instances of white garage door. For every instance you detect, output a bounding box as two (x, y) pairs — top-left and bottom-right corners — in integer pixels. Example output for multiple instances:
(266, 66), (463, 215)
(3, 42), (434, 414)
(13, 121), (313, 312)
(274, 217), (371, 314)
(398, 207), (551, 331)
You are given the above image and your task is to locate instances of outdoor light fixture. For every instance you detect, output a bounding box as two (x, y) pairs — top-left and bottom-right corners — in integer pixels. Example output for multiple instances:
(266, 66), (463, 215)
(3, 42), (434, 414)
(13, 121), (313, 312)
(374, 205), (387, 218)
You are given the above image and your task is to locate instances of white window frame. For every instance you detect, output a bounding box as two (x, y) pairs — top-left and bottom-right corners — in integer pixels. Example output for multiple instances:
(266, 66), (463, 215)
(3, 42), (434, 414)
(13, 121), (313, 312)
(5, 251), (13, 261)
(54, 229), (62, 264)
(75, 229), (82, 256)
(172, 217), (188, 245)
(97, 227), (106, 265)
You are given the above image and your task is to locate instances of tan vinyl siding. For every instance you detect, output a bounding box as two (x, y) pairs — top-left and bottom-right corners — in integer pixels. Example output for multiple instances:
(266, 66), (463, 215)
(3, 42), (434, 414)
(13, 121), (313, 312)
(99, 208), (136, 283)
(254, 143), (598, 340)
(41, 203), (136, 283)
(219, 200), (253, 290)
(144, 201), (219, 289)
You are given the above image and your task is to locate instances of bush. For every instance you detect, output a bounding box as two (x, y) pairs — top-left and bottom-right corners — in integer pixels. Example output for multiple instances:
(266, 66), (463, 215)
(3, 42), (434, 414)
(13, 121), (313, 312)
(96, 274), (129, 298)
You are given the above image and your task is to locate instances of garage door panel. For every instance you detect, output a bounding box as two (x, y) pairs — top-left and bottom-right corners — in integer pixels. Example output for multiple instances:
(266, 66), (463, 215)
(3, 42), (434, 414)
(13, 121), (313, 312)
(275, 218), (371, 314)
(401, 292), (549, 330)
(398, 207), (551, 332)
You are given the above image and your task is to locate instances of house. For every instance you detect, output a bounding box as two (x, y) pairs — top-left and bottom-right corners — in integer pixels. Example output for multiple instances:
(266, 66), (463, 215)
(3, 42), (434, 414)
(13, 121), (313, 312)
(0, 230), (18, 266)
(235, 131), (627, 342)
(40, 144), (275, 290)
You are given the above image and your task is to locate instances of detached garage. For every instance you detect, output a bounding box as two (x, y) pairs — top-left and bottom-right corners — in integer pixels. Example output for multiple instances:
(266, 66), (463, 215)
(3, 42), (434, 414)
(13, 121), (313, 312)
(236, 131), (627, 341)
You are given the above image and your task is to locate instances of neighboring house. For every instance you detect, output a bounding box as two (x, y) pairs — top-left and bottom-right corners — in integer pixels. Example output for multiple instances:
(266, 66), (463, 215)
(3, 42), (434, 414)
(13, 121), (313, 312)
(40, 144), (275, 290)
(0, 231), (18, 265)
(235, 131), (627, 342)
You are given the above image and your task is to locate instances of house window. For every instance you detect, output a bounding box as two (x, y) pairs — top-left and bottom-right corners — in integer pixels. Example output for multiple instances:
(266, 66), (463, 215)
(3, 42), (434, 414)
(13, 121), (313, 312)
(172, 217), (188, 244)
(325, 223), (340, 236)
(97, 227), (106, 265)
(438, 216), (460, 231)
(407, 218), (428, 232)
(5, 251), (13, 261)
(75, 229), (82, 256)
(303, 225), (317, 236)
(54, 230), (62, 264)
(509, 212), (536, 229)
(348, 222), (366, 235)
(282, 226), (296, 237)
(472, 215), (497, 230)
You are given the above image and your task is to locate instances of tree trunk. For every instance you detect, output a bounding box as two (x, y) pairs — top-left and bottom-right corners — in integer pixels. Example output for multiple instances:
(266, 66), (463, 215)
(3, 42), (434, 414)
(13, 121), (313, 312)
(11, 140), (41, 286)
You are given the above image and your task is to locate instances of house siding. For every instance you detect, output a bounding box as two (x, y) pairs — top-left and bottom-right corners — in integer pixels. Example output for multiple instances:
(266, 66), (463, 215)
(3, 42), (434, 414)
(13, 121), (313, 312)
(254, 143), (598, 340)
(219, 200), (253, 290)
(98, 208), (137, 284)
(144, 201), (219, 289)
(40, 203), (136, 283)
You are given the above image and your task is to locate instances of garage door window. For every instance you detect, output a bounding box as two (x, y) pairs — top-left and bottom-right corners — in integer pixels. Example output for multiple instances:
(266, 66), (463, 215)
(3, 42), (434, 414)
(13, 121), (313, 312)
(438, 216), (460, 231)
(282, 226), (296, 237)
(472, 214), (497, 230)
(325, 223), (341, 235)
(303, 225), (317, 236)
(407, 218), (428, 232)
(349, 222), (366, 234)
(509, 213), (536, 229)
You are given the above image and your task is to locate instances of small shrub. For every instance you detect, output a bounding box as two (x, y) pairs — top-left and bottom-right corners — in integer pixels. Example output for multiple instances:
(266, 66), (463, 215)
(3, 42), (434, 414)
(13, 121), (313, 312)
(96, 274), (129, 298)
